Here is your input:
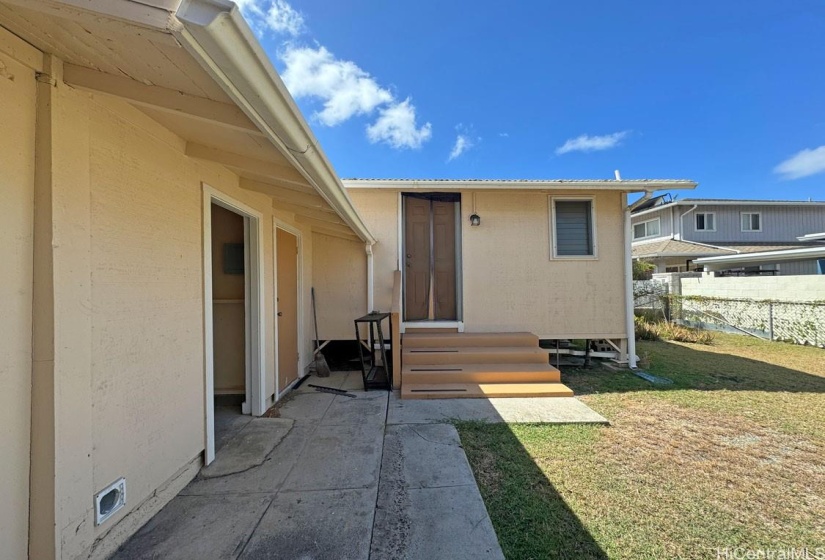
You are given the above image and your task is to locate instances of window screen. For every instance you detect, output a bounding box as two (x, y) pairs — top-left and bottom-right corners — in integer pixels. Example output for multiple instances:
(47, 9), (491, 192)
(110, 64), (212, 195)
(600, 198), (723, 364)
(696, 213), (715, 231)
(555, 200), (594, 256)
(741, 213), (760, 231)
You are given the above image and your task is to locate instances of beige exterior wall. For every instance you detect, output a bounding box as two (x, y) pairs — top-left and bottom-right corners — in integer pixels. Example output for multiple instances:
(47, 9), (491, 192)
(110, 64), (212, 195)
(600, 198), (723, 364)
(17, 57), (318, 557)
(312, 232), (367, 339)
(344, 188), (628, 339)
(0, 45), (35, 560)
(462, 191), (626, 337)
(351, 190), (399, 312)
(312, 190), (397, 340)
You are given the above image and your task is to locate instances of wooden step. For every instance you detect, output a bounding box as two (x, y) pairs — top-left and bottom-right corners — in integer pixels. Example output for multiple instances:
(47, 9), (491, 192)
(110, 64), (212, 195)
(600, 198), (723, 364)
(403, 346), (550, 366)
(401, 382), (574, 399)
(402, 363), (560, 384)
(403, 331), (538, 348)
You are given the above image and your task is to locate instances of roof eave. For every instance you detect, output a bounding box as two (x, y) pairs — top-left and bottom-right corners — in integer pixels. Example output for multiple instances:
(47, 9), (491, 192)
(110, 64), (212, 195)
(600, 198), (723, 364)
(343, 179), (698, 192)
(173, 0), (376, 244)
(694, 247), (825, 267)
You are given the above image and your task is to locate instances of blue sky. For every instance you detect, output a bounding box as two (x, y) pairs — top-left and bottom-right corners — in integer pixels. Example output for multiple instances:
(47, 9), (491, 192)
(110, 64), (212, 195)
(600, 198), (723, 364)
(237, 0), (825, 200)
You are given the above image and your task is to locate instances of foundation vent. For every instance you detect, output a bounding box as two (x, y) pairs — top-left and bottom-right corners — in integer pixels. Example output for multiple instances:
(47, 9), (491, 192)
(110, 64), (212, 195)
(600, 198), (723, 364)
(94, 478), (126, 526)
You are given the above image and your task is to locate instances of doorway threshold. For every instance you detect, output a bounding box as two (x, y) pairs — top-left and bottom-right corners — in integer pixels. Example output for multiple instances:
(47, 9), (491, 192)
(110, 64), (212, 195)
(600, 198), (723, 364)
(401, 321), (464, 333)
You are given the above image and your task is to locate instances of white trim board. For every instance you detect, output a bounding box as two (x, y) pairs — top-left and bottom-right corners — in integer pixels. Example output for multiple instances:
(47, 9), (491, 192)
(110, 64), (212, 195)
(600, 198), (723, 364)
(401, 321), (465, 333)
(202, 184), (266, 465)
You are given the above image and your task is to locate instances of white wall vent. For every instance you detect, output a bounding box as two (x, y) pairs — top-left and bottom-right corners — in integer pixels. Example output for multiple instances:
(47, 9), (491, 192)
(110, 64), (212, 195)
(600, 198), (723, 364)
(94, 478), (126, 526)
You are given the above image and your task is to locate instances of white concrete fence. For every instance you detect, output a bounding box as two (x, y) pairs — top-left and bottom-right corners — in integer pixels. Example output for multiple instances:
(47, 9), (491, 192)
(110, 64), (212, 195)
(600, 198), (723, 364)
(634, 273), (825, 347)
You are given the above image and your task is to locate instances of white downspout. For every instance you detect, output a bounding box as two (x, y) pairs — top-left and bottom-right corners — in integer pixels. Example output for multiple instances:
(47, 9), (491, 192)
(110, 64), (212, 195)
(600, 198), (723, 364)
(625, 189), (655, 368)
(366, 243), (374, 313)
(677, 204), (698, 240)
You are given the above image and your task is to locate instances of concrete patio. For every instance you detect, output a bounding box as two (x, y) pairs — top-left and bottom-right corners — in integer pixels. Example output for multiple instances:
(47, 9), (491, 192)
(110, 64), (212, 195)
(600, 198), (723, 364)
(112, 371), (607, 559)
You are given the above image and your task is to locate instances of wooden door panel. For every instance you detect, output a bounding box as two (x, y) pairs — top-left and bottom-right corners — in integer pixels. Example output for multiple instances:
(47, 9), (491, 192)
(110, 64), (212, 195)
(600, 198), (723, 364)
(276, 228), (299, 390)
(404, 197), (431, 321)
(432, 201), (457, 320)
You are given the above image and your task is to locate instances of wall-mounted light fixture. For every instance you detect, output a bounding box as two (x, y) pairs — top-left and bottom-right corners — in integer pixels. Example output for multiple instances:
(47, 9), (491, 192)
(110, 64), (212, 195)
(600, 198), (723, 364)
(469, 213), (481, 227)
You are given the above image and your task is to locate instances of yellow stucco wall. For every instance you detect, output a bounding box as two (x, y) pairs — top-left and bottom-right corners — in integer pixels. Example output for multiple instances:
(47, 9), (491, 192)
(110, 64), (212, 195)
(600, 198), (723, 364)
(311, 190), (398, 340)
(82, 91), (319, 542)
(0, 47), (35, 560)
(312, 232), (367, 339)
(344, 188), (628, 338)
(462, 191), (626, 337)
(19, 69), (318, 556)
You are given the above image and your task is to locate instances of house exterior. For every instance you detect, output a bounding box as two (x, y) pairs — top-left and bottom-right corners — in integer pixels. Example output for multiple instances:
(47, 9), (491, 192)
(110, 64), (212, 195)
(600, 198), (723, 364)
(631, 197), (825, 274)
(319, 179), (692, 397)
(0, 1), (695, 558)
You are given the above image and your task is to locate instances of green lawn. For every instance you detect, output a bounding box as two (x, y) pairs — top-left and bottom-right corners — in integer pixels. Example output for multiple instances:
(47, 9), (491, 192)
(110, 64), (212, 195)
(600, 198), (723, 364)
(456, 334), (825, 560)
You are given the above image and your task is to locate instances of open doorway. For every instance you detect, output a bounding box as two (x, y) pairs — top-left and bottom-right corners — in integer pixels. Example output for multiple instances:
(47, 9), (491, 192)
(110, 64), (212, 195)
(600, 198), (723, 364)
(210, 204), (247, 452)
(202, 186), (264, 465)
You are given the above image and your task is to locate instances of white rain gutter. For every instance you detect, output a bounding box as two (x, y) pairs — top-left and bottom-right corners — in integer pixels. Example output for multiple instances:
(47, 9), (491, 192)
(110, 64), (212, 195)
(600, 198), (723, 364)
(344, 179), (698, 192)
(173, 0), (376, 245)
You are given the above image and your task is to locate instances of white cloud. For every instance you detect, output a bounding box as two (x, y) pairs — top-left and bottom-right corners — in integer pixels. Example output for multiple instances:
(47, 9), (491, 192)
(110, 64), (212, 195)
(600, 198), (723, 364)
(555, 131), (630, 155)
(366, 98), (432, 149)
(234, 0), (431, 149)
(234, 0), (304, 36)
(281, 45), (394, 126)
(265, 0), (305, 36)
(448, 135), (472, 161)
(499, 132), (509, 138)
(774, 146), (825, 180)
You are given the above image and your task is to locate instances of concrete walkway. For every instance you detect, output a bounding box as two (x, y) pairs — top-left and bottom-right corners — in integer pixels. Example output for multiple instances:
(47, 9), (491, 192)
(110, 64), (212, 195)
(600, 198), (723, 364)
(113, 371), (606, 559)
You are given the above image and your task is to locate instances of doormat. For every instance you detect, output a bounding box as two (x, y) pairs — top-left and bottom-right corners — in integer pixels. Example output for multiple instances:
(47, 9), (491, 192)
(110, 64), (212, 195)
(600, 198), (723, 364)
(632, 370), (673, 385)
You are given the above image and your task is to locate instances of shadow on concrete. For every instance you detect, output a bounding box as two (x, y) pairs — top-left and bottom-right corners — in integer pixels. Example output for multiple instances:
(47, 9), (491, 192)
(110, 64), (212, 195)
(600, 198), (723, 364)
(564, 339), (825, 396)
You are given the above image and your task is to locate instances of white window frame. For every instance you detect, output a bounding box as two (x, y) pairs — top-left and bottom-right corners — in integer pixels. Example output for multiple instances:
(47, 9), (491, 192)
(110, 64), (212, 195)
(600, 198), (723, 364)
(695, 212), (716, 232)
(633, 217), (661, 240)
(740, 212), (762, 232)
(549, 196), (598, 260)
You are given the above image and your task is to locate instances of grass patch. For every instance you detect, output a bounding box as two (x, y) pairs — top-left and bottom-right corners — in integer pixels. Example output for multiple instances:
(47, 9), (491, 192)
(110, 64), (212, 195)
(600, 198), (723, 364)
(456, 333), (825, 559)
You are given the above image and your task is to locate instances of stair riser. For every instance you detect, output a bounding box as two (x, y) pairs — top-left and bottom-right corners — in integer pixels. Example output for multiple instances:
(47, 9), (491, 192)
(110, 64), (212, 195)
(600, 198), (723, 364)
(404, 334), (538, 348)
(403, 350), (548, 365)
(404, 370), (560, 384)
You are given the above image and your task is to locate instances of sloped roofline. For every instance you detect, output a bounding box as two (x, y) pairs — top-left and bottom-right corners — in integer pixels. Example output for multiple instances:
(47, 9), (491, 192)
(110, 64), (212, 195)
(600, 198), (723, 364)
(173, 0), (376, 243)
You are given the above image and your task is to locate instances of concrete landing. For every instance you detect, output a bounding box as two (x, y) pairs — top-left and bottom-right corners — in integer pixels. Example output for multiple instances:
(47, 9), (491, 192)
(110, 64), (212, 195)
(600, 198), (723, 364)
(388, 391), (609, 425)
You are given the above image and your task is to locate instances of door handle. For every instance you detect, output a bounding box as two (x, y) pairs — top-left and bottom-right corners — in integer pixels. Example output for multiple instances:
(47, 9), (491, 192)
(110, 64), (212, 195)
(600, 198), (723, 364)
(277, 312), (283, 317)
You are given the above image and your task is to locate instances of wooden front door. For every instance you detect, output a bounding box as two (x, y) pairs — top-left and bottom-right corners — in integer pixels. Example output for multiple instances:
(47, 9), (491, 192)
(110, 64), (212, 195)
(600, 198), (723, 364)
(276, 228), (299, 391)
(403, 195), (459, 321)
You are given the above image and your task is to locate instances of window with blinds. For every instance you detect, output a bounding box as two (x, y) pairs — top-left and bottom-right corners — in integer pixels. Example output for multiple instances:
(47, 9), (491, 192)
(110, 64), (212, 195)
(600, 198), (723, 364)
(552, 198), (595, 257)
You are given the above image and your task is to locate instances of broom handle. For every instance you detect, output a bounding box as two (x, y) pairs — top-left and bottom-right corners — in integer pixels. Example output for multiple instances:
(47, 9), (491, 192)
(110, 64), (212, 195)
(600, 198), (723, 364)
(311, 287), (321, 351)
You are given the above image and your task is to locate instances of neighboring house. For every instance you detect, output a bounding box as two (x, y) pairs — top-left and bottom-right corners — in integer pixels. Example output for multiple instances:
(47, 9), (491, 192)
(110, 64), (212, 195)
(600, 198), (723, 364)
(631, 196), (825, 274)
(0, 1), (695, 559)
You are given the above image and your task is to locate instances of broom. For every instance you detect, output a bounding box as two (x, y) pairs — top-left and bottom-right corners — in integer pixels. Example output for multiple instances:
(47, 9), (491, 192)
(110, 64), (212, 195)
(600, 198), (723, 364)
(311, 287), (331, 377)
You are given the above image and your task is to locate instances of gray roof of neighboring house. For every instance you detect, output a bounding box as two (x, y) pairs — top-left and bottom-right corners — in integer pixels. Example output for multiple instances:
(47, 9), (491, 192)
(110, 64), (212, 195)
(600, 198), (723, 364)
(632, 239), (825, 259)
(632, 239), (735, 258)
